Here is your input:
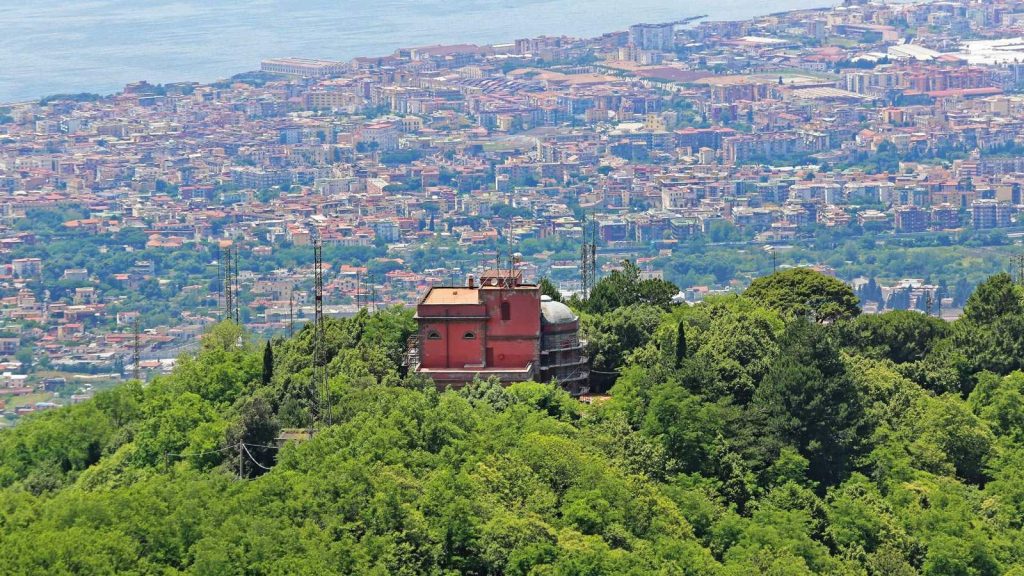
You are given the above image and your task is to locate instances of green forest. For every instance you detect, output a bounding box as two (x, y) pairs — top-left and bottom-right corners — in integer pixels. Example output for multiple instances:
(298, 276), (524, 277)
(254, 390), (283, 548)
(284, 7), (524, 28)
(4, 267), (1024, 575)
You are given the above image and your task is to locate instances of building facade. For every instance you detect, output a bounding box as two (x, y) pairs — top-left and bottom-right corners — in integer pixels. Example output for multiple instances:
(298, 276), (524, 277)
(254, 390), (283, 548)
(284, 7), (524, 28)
(408, 269), (588, 394)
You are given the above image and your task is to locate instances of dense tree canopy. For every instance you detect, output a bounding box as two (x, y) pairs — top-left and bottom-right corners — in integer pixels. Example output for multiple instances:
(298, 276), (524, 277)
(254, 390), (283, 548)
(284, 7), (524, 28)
(3, 273), (1024, 574)
(744, 267), (861, 322)
(585, 260), (679, 314)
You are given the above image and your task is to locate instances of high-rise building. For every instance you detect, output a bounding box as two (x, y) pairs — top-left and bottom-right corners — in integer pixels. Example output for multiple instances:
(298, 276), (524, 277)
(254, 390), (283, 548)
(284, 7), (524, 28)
(931, 204), (960, 230)
(628, 23), (675, 52)
(894, 205), (928, 233)
(971, 199), (1013, 229)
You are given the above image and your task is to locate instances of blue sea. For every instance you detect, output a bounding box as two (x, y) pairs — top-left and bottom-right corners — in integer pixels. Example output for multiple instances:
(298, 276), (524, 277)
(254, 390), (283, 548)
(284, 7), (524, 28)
(0, 0), (830, 102)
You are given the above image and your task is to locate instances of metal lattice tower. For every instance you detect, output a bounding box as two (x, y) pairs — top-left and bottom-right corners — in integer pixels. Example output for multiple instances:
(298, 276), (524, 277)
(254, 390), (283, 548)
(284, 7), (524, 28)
(233, 245), (241, 324)
(369, 274), (377, 313)
(310, 240), (331, 430)
(1015, 254), (1024, 285)
(223, 247), (234, 321)
(355, 270), (362, 310)
(132, 317), (141, 381)
(216, 245), (223, 311)
(288, 290), (295, 336)
(580, 215), (597, 298)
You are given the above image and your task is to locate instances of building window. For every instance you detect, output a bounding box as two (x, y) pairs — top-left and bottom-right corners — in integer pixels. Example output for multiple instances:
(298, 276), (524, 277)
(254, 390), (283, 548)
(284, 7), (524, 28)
(463, 331), (476, 340)
(426, 330), (441, 340)
(501, 301), (511, 321)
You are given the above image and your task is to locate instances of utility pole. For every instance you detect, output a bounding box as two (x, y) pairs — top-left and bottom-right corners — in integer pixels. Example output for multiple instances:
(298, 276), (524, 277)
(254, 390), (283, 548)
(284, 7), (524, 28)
(238, 439), (244, 479)
(1015, 254), (1024, 285)
(772, 249), (778, 273)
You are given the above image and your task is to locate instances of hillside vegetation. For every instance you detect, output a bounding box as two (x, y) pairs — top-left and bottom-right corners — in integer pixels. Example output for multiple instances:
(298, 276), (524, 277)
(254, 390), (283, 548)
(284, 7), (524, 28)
(3, 268), (1024, 575)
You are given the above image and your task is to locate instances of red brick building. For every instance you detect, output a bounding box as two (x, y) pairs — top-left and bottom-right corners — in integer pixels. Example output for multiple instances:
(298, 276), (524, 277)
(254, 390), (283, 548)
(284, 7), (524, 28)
(408, 269), (588, 394)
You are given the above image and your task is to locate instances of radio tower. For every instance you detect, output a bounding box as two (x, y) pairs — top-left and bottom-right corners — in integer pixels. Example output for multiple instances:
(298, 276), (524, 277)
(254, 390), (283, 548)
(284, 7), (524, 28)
(355, 270), (362, 310)
(369, 274), (377, 313)
(233, 246), (241, 323)
(310, 240), (331, 431)
(132, 317), (141, 381)
(288, 290), (295, 336)
(223, 247), (234, 321)
(216, 244), (223, 311)
(580, 215), (597, 298)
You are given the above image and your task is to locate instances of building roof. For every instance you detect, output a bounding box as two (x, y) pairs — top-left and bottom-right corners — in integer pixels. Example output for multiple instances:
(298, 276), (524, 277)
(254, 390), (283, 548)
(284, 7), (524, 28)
(541, 297), (577, 325)
(422, 288), (480, 305)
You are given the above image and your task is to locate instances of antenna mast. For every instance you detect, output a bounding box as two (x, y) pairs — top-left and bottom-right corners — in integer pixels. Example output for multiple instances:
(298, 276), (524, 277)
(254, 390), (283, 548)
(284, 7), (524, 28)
(132, 317), (141, 381)
(369, 274), (377, 313)
(310, 239), (331, 431)
(580, 214), (597, 298)
(288, 290), (295, 336)
(223, 247), (234, 321)
(233, 245), (241, 323)
(216, 244), (223, 311)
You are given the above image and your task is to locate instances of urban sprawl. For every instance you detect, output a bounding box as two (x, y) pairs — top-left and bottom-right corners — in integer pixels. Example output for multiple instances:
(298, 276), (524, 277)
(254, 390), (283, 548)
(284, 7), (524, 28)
(1, 0), (1024, 420)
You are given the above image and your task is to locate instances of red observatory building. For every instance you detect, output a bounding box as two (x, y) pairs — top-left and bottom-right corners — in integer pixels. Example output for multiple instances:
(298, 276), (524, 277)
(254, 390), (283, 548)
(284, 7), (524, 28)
(407, 269), (589, 395)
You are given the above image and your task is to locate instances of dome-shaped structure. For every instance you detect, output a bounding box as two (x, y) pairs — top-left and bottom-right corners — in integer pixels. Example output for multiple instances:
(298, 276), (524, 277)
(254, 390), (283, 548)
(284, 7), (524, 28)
(541, 297), (577, 325)
(538, 296), (589, 395)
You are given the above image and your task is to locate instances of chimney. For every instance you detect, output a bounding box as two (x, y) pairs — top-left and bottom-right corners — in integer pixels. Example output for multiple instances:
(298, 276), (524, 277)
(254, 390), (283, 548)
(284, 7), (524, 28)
(467, 274), (475, 289)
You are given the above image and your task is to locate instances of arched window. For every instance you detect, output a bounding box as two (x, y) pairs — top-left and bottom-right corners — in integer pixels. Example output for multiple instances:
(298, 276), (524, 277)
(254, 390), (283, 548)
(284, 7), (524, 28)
(500, 301), (511, 321)
(426, 330), (441, 340)
(463, 331), (476, 340)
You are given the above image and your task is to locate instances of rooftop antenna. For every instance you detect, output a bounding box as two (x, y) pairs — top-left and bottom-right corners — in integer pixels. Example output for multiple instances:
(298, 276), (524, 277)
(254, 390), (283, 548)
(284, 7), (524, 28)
(132, 316), (141, 382)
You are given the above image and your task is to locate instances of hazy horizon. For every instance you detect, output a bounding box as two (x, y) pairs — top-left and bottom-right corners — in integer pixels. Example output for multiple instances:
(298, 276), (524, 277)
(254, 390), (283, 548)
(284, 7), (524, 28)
(1, 0), (830, 103)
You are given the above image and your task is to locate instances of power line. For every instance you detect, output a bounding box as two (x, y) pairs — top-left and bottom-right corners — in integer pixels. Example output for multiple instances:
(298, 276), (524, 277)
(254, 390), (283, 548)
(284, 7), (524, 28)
(241, 442), (274, 471)
(164, 445), (235, 459)
(240, 442), (281, 451)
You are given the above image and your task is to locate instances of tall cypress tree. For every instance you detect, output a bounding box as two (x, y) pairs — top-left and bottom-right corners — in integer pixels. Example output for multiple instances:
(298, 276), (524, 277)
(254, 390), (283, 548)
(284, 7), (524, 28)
(675, 320), (688, 368)
(262, 340), (274, 387)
